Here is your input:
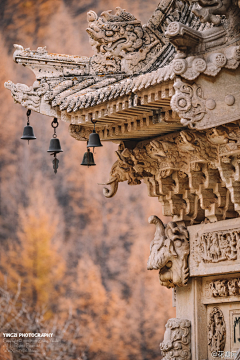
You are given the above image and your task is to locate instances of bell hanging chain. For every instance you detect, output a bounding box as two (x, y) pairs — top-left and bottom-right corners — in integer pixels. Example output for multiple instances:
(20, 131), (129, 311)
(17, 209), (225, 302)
(91, 120), (96, 154)
(27, 109), (31, 126)
(27, 109), (31, 144)
(51, 117), (59, 138)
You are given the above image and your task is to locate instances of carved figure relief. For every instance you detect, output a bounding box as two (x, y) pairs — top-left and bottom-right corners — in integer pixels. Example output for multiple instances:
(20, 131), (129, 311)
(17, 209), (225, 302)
(194, 229), (239, 264)
(160, 318), (191, 360)
(147, 216), (190, 288)
(204, 278), (240, 298)
(208, 307), (226, 353)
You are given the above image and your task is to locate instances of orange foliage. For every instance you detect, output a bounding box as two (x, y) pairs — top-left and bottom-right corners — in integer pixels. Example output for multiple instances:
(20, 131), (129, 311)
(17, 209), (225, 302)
(0, 1), (176, 358)
(0, 176), (65, 313)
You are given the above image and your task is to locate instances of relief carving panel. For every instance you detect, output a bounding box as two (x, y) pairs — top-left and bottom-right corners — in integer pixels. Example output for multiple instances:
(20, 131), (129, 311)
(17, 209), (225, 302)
(203, 277), (240, 304)
(194, 229), (239, 265)
(189, 219), (240, 277)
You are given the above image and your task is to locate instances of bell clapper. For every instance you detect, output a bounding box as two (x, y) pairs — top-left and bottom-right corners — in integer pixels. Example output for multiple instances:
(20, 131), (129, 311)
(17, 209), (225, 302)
(52, 153), (59, 174)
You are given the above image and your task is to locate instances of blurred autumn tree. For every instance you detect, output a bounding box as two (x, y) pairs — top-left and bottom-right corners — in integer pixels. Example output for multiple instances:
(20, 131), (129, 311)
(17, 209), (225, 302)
(0, 175), (65, 314)
(0, 0), (175, 359)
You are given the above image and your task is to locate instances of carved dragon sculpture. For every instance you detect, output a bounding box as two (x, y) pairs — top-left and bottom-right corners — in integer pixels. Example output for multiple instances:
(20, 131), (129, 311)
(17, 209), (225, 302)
(86, 7), (165, 74)
(100, 145), (143, 198)
(147, 215), (190, 288)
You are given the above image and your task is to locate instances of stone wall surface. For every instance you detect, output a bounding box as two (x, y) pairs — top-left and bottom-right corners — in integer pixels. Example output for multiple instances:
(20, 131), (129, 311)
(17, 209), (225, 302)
(174, 219), (240, 360)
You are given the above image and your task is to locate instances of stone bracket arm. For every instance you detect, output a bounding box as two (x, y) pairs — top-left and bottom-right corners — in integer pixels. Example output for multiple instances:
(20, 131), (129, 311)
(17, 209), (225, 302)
(101, 126), (240, 224)
(165, 22), (203, 57)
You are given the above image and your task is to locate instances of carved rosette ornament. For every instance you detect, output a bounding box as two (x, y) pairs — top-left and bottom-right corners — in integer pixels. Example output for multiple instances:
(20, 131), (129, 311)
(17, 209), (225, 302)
(208, 307), (226, 353)
(171, 78), (206, 127)
(160, 318), (191, 360)
(147, 216), (190, 288)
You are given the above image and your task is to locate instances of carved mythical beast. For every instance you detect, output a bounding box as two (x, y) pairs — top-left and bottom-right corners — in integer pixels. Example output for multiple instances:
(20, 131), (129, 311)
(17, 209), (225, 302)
(147, 216), (190, 288)
(160, 318), (191, 360)
(185, 0), (240, 26)
(86, 7), (164, 74)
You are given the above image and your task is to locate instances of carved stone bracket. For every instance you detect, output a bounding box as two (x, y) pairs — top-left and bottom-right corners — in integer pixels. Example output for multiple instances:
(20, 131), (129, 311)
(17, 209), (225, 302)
(147, 216), (189, 288)
(160, 318), (191, 360)
(101, 124), (240, 224)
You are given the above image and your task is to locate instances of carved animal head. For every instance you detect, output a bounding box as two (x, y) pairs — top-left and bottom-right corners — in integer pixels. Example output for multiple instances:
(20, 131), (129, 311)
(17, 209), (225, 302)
(86, 7), (143, 56)
(100, 145), (142, 198)
(147, 216), (189, 288)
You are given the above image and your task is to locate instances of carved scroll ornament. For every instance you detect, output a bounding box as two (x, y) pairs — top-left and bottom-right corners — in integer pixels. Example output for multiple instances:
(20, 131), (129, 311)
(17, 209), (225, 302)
(160, 318), (191, 360)
(147, 216), (189, 288)
(171, 78), (206, 127)
(208, 307), (226, 353)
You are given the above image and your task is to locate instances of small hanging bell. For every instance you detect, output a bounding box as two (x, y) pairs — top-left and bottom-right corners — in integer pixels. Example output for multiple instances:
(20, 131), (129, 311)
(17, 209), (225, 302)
(21, 109), (36, 144)
(47, 118), (63, 174)
(47, 138), (63, 153)
(87, 120), (102, 149)
(81, 148), (96, 167)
